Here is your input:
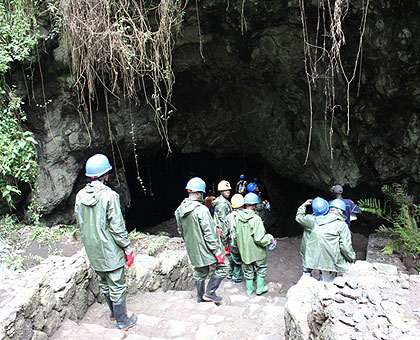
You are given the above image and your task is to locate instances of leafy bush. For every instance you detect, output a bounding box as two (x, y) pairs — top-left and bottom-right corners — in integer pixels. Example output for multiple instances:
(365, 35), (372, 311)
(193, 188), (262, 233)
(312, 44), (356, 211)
(358, 184), (420, 259)
(0, 0), (41, 213)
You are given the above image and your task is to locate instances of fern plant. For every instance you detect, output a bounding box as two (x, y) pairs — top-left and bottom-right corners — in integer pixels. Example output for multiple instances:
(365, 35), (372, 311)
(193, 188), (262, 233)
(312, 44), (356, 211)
(358, 184), (420, 259)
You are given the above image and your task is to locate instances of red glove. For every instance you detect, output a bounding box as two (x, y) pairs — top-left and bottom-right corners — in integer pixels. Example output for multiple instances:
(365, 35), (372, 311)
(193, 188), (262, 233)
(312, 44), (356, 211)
(224, 245), (230, 255)
(216, 227), (223, 237)
(125, 250), (134, 267)
(215, 251), (226, 263)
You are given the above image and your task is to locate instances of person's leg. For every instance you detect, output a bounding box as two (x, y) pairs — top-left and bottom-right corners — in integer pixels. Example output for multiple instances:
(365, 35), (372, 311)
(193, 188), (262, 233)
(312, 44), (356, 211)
(230, 251), (243, 283)
(254, 257), (269, 295)
(320, 270), (337, 282)
(96, 271), (114, 320)
(243, 263), (255, 296)
(203, 260), (229, 303)
(193, 266), (210, 302)
(108, 267), (137, 331)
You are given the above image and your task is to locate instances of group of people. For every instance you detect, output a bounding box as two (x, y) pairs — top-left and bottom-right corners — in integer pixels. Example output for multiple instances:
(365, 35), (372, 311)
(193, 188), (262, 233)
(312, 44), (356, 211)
(175, 175), (276, 303)
(74, 153), (361, 331)
(295, 186), (361, 282)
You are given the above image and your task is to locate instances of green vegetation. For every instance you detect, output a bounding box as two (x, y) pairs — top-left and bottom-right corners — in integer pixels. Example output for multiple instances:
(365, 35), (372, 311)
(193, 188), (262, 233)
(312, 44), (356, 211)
(358, 184), (420, 267)
(0, 0), (44, 217)
(0, 214), (80, 270)
(129, 230), (169, 256)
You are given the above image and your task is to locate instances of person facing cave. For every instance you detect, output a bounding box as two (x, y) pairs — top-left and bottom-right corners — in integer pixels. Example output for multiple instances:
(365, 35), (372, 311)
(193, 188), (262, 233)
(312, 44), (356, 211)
(74, 153), (137, 331)
(175, 177), (229, 304)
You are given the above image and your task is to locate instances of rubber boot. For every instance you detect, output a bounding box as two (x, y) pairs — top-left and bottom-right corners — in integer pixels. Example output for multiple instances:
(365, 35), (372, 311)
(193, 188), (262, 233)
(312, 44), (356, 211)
(104, 294), (115, 321)
(256, 275), (269, 295)
(113, 299), (137, 331)
(203, 275), (224, 304)
(246, 279), (255, 296)
(195, 280), (206, 303)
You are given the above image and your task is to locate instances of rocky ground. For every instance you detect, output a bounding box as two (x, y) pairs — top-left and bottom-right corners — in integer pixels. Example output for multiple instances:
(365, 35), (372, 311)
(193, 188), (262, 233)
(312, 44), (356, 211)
(49, 232), (369, 340)
(50, 237), (296, 340)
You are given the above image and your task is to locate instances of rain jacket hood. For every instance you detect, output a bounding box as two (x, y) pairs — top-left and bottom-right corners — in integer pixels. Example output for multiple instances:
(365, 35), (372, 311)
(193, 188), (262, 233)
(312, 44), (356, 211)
(79, 181), (108, 206)
(176, 198), (203, 218)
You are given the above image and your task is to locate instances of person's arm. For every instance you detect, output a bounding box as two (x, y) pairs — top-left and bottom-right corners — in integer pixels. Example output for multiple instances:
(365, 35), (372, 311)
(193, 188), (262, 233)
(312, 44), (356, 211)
(107, 191), (131, 252)
(339, 224), (356, 262)
(295, 200), (316, 231)
(198, 207), (222, 255)
(252, 217), (273, 247)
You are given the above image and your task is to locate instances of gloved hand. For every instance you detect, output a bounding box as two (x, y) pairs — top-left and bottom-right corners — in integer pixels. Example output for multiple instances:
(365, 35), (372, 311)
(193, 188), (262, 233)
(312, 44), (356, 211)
(216, 227), (223, 237)
(267, 238), (277, 251)
(125, 250), (134, 267)
(215, 251), (226, 263)
(263, 200), (271, 210)
(224, 245), (230, 255)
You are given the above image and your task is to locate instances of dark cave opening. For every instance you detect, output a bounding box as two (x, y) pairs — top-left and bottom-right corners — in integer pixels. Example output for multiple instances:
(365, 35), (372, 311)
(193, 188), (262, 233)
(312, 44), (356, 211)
(123, 150), (377, 239)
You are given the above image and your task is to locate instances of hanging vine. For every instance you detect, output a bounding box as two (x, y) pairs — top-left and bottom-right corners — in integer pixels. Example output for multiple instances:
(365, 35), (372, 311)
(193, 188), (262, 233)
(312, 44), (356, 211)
(59, 0), (186, 153)
(299, 0), (369, 163)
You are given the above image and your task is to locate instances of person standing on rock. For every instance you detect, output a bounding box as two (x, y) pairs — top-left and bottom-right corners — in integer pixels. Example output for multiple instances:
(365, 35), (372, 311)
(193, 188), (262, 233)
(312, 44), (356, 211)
(175, 177), (229, 304)
(225, 194), (245, 283)
(74, 154), (137, 331)
(212, 180), (233, 276)
(232, 192), (275, 296)
(330, 184), (362, 228)
(296, 198), (356, 282)
(295, 197), (329, 279)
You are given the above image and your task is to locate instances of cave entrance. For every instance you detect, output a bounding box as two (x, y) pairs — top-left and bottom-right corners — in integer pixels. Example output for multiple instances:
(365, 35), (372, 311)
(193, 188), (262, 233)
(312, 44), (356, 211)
(124, 150), (340, 238)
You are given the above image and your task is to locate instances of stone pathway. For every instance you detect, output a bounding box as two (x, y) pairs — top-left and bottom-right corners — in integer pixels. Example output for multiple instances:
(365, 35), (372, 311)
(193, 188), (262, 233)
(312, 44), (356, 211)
(50, 279), (286, 340)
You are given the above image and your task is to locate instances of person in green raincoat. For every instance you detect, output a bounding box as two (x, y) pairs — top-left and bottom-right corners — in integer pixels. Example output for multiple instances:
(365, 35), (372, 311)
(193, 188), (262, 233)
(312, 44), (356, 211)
(212, 180), (233, 276)
(232, 192), (275, 296)
(74, 154), (137, 331)
(295, 198), (355, 282)
(175, 177), (229, 304)
(225, 194), (245, 283)
(295, 197), (330, 279)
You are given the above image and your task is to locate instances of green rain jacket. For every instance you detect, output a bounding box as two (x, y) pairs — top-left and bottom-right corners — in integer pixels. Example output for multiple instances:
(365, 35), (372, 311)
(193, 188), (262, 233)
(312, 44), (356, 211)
(212, 194), (233, 245)
(225, 209), (241, 255)
(175, 198), (224, 267)
(74, 181), (131, 272)
(298, 209), (355, 272)
(232, 209), (273, 265)
(295, 203), (321, 257)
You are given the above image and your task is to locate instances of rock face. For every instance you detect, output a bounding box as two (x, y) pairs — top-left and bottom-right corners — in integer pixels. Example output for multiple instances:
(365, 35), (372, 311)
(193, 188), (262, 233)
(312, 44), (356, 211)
(8, 1), (420, 225)
(0, 238), (193, 340)
(284, 261), (420, 340)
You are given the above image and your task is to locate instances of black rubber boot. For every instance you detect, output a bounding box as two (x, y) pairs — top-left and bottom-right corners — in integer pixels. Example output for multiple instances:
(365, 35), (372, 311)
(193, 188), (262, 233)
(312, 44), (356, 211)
(113, 299), (137, 331)
(196, 280), (206, 302)
(104, 294), (115, 320)
(203, 275), (224, 304)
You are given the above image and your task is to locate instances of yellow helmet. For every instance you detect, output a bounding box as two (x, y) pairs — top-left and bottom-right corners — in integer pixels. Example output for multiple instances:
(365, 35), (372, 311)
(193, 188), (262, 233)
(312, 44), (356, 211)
(217, 180), (232, 191)
(231, 194), (244, 208)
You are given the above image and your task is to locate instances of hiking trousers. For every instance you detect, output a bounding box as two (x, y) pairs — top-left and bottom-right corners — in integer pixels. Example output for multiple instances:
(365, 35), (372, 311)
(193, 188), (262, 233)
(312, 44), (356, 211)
(97, 266), (127, 302)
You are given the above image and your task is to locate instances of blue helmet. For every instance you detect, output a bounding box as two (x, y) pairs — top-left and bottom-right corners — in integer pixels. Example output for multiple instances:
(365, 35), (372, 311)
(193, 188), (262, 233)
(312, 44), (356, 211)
(244, 192), (259, 205)
(85, 154), (112, 178)
(330, 198), (346, 212)
(247, 182), (257, 193)
(185, 177), (206, 193)
(240, 174), (246, 179)
(312, 197), (329, 216)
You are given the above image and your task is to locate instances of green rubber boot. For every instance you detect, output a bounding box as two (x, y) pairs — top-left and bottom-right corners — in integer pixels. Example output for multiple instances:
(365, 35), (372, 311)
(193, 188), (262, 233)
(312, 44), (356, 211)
(246, 279), (254, 296)
(256, 275), (269, 295)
